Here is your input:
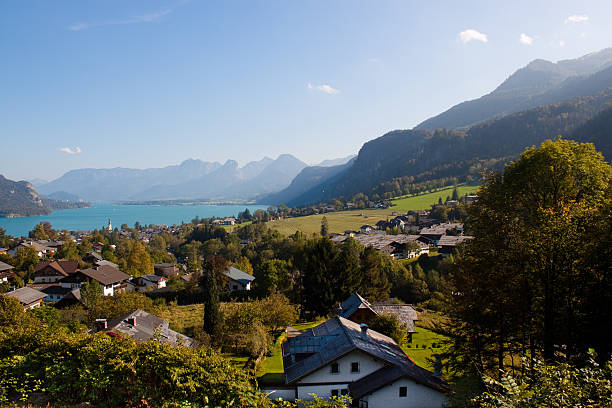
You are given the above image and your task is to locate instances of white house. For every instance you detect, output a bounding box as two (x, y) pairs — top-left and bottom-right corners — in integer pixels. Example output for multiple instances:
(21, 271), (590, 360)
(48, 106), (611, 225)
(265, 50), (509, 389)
(266, 317), (448, 407)
(59, 265), (131, 296)
(223, 266), (255, 291)
(131, 274), (167, 292)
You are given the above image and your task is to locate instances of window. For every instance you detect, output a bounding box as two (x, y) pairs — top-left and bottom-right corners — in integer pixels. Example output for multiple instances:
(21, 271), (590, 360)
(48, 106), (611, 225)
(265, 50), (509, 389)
(331, 389), (339, 397)
(351, 362), (360, 373)
(399, 386), (407, 397)
(341, 389), (349, 396)
(330, 362), (339, 374)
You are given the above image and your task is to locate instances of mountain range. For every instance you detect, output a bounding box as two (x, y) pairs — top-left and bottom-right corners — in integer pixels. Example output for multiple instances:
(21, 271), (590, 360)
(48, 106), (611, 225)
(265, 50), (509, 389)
(262, 48), (612, 206)
(35, 154), (359, 203)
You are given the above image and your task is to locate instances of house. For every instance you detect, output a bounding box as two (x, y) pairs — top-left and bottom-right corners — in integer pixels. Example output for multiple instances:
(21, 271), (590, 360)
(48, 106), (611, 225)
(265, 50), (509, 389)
(39, 284), (74, 302)
(95, 259), (119, 269)
(131, 274), (167, 292)
(59, 265), (131, 296)
(33, 260), (79, 283)
(465, 195), (478, 204)
(84, 251), (103, 264)
(268, 317), (448, 407)
(9, 240), (56, 257)
(0, 248), (8, 255)
(223, 266), (255, 291)
(94, 309), (197, 347)
(360, 225), (374, 234)
(0, 260), (16, 283)
(5, 287), (46, 309)
(338, 293), (418, 341)
(154, 263), (178, 277)
(55, 288), (84, 308)
(437, 235), (473, 256)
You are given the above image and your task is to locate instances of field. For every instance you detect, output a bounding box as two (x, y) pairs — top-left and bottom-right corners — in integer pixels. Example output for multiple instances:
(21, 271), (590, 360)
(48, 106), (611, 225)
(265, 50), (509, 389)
(266, 184), (480, 236)
(402, 327), (449, 370)
(157, 303), (203, 336)
(266, 209), (396, 236)
(390, 184), (480, 211)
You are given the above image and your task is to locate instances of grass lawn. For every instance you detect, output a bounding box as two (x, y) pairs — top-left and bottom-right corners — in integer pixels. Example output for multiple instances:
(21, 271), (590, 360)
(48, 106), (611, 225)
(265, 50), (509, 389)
(390, 184), (480, 211)
(402, 327), (449, 370)
(257, 320), (322, 385)
(157, 303), (203, 335)
(266, 209), (396, 236)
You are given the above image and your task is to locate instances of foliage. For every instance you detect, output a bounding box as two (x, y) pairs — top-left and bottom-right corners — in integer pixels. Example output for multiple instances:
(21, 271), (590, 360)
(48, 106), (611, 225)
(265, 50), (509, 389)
(201, 256), (227, 338)
(368, 313), (406, 344)
(473, 356), (612, 407)
(449, 139), (612, 377)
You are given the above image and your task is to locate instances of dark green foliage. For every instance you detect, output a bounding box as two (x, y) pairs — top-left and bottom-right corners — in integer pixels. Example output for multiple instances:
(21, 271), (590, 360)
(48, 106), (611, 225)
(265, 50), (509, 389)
(368, 313), (406, 344)
(201, 256), (227, 338)
(450, 139), (612, 376)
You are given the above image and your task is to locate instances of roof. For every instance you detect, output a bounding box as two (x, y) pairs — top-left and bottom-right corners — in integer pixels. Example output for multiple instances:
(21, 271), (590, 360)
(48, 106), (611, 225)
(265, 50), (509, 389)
(420, 223), (464, 236)
(85, 251), (103, 261)
(95, 260), (118, 268)
(283, 316), (446, 393)
(437, 235), (473, 247)
(104, 309), (197, 347)
(80, 265), (130, 285)
(40, 285), (73, 296)
(35, 260), (79, 276)
(5, 287), (46, 305)
(338, 293), (377, 320)
(141, 274), (166, 283)
(224, 266), (255, 284)
(154, 263), (176, 268)
(349, 363), (449, 398)
(0, 260), (14, 272)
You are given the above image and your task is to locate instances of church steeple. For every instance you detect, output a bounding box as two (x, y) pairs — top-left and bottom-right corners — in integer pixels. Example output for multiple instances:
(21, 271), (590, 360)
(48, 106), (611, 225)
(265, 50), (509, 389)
(107, 218), (112, 232)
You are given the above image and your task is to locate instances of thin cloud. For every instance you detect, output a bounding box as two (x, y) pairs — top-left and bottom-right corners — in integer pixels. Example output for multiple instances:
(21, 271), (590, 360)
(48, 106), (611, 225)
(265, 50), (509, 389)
(565, 15), (588, 24)
(559, 40), (566, 47)
(459, 29), (488, 44)
(69, 7), (174, 31)
(308, 83), (340, 95)
(60, 147), (82, 155)
(520, 33), (534, 45)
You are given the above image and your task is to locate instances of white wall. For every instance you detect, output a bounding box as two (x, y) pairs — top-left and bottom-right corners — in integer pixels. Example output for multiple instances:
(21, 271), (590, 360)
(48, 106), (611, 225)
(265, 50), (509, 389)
(298, 351), (385, 384)
(297, 384), (350, 400)
(362, 377), (447, 408)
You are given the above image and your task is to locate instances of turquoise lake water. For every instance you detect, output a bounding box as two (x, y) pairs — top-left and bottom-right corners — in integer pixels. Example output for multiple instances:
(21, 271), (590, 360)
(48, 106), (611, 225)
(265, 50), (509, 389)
(0, 203), (268, 237)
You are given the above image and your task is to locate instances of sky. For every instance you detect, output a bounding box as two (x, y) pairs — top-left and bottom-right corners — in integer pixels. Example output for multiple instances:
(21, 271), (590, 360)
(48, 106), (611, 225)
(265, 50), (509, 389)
(1, 0), (611, 181)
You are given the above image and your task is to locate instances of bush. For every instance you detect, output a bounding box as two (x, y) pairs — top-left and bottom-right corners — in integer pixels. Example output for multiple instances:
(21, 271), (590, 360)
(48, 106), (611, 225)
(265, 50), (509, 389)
(368, 313), (406, 344)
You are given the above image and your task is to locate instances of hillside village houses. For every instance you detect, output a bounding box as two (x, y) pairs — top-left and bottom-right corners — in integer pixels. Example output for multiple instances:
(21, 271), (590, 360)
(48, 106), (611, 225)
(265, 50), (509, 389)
(0, 260), (15, 283)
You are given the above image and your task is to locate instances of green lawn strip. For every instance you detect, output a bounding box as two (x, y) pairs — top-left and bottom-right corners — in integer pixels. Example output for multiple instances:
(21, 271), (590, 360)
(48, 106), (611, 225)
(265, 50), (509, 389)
(391, 184), (480, 211)
(402, 327), (449, 370)
(225, 354), (250, 369)
(257, 321), (322, 385)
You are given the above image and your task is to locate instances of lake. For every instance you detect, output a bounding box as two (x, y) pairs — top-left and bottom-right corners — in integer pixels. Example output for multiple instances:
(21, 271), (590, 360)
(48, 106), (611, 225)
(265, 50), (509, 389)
(0, 203), (269, 237)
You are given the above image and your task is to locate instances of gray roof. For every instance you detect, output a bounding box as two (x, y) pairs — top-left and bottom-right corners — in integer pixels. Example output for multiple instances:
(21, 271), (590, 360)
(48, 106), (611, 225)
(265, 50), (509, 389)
(283, 316), (445, 393)
(224, 266), (255, 284)
(95, 259), (119, 268)
(370, 303), (418, 333)
(419, 223), (463, 236)
(104, 309), (197, 347)
(437, 235), (473, 247)
(5, 287), (46, 305)
(40, 285), (73, 296)
(142, 274), (166, 283)
(0, 261), (14, 272)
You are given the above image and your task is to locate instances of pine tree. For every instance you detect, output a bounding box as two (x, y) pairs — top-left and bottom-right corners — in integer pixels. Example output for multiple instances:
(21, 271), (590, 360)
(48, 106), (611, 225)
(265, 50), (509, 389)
(320, 216), (329, 236)
(200, 256), (228, 338)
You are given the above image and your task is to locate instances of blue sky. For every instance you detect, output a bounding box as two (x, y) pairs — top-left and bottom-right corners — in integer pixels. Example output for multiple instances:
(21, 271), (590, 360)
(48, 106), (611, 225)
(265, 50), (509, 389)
(1, 0), (611, 181)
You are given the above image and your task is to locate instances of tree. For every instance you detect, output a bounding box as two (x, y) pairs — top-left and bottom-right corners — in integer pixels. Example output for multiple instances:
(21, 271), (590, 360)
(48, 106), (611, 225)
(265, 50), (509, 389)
(200, 256), (228, 338)
(320, 216), (329, 236)
(452, 187), (459, 201)
(369, 313), (406, 344)
(56, 238), (80, 261)
(0, 227), (12, 249)
(80, 280), (103, 307)
(451, 139), (612, 375)
(29, 223), (49, 240)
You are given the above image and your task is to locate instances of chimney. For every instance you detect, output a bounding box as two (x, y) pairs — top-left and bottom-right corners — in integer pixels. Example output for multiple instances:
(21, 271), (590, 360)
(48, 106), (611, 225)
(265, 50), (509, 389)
(95, 318), (107, 331)
(360, 323), (369, 337)
(433, 354), (442, 378)
(127, 317), (136, 325)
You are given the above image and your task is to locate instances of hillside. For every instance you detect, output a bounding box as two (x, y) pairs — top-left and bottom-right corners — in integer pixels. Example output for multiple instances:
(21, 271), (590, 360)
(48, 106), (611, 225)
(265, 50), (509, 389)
(417, 48), (612, 130)
(273, 89), (612, 206)
(570, 105), (612, 160)
(0, 175), (50, 217)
